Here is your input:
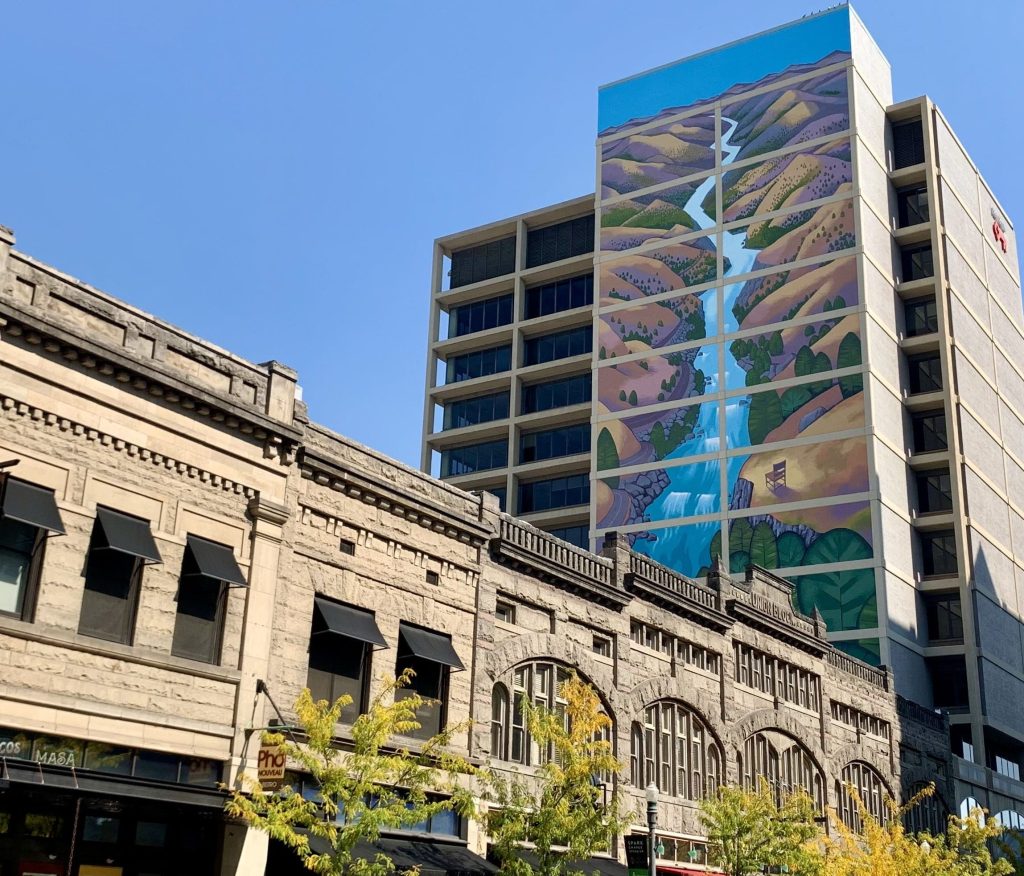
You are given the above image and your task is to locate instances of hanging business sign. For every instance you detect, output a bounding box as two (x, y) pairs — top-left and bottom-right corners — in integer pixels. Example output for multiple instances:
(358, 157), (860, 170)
(257, 742), (286, 791)
(624, 834), (649, 876)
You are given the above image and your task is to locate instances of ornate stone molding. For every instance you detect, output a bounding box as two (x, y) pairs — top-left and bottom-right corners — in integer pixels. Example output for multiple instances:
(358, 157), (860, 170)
(0, 391), (259, 499)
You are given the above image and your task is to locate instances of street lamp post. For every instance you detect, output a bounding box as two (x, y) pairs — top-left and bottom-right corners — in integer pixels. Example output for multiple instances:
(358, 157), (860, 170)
(645, 782), (659, 876)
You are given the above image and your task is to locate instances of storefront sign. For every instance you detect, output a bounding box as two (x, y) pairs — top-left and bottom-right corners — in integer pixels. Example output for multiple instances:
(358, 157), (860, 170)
(625, 834), (649, 876)
(257, 743), (286, 790)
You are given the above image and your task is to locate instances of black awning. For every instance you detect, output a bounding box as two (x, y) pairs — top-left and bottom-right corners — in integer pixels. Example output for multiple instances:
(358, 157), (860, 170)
(313, 597), (386, 648)
(398, 624), (464, 670)
(2, 758), (225, 808)
(492, 849), (626, 876)
(185, 535), (247, 587)
(1, 478), (65, 534)
(306, 835), (497, 876)
(95, 507), (162, 563)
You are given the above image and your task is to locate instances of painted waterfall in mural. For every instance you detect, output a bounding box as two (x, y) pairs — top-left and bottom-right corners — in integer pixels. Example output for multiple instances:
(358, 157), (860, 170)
(595, 9), (875, 652)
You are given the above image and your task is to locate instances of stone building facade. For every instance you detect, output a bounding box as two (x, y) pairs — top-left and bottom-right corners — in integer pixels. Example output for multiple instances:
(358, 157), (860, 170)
(0, 223), (949, 876)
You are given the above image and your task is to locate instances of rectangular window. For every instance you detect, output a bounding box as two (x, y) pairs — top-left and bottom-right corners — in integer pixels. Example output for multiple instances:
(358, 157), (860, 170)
(525, 215), (594, 268)
(395, 623), (463, 740)
(307, 597), (385, 724)
(440, 440), (508, 477)
(929, 656), (968, 709)
(521, 374), (591, 414)
(544, 524), (589, 548)
(495, 601), (516, 624)
(917, 469), (953, 514)
(911, 410), (947, 453)
(0, 477), (65, 620)
(892, 119), (925, 169)
(920, 530), (958, 577)
(450, 236), (516, 288)
(524, 274), (594, 320)
(645, 626), (659, 651)
(925, 593), (964, 642)
(172, 536), (246, 664)
(908, 353), (943, 394)
(630, 621), (643, 644)
(449, 294), (514, 338)
(901, 244), (934, 282)
(79, 508), (161, 644)
(443, 392), (510, 430)
(904, 297), (938, 337)
(445, 345), (512, 384)
(519, 423), (590, 464)
(897, 184), (930, 227)
(592, 634), (612, 657)
(517, 473), (590, 513)
(522, 327), (592, 367)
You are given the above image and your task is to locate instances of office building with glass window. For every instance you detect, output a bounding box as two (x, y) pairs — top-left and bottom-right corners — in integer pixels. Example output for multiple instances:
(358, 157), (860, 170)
(423, 6), (1024, 824)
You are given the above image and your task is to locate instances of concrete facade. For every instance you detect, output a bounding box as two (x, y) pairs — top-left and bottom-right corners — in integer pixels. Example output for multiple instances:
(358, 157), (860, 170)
(421, 9), (1024, 827)
(0, 220), (950, 874)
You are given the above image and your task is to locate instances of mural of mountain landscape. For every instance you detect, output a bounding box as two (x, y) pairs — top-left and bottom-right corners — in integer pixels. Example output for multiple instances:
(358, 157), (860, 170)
(595, 50), (878, 649)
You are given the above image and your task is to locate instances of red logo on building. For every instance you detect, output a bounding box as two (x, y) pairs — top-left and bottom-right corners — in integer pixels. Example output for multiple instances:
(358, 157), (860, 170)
(993, 221), (1008, 253)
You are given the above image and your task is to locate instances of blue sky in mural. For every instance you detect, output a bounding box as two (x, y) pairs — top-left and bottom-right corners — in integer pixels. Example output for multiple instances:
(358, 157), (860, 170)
(598, 6), (851, 131)
(1, 0), (1020, 467)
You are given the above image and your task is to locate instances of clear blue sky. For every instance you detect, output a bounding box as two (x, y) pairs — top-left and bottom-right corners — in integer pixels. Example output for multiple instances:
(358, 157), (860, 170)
(4, 1), (1021, 468)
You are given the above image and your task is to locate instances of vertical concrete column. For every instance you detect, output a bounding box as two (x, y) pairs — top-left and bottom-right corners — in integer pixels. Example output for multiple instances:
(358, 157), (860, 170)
(260, 360), (298, 424)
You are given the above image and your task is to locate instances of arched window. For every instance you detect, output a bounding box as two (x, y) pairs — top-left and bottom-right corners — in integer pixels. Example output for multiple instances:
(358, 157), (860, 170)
(836, 761), (889, 831)
(490, 661), (611, 766)
(902, 782), (947, 836)
(491, 684), (509, 760)
(739, 731), (823, 810)
(629, 701), (722, 800)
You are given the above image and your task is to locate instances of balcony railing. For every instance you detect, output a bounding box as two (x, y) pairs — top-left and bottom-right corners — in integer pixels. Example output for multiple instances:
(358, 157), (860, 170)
(827, 649), (889, 690)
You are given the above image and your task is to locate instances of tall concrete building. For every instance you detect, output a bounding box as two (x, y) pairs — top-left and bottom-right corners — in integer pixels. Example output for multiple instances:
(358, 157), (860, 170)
(422, 6), (1024, 820)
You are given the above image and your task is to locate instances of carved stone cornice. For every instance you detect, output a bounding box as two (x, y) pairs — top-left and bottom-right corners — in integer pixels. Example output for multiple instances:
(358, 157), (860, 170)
(297, 446), (492, 548)
(625, 552), (733, 631)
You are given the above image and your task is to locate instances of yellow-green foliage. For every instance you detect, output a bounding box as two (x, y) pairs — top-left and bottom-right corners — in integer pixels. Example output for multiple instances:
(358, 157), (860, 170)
(485, 674), (625, 876)
(226, 671), (477, 876)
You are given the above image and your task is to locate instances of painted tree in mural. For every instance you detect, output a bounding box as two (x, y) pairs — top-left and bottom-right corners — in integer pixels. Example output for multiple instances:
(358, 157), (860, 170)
(596, 428), (620, 488)
(485, 674), (624, 876)
(795, 529), (875, 638)
(836, 332), (863, 398)
(225, 673), (476, 876)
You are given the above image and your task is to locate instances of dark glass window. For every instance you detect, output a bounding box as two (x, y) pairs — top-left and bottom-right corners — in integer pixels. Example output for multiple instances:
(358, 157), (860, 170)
(394, 632), (455, 741)
(443, 392), (510, 429)
(929, 656), (968, 710)
(518, 473), (590, 513)
(545, 524), (589, 549)
(892, 119), (925, 169)
(524, 274), (594, 320)
(523, 327), (591, 367)
(0, 519), (42, 619)
(904, 297), (938, 337)
(172, 577), (226, 664)
(445, 345), (512, 383)
(450, 236), (516, 288)
(519, 424), (590, 464)
(901, 245), (934, 282)
(925, 593), (963, 642)
(911, 410), (947, 453)
(917, 469), (953, 514)
(525, 215), (595, 268)
(920, 530), (958, 577)
(440, 440), (508, 477)
(521, 374), (591, 414)
(79, 514), (151, 645)
(306, 600), (376, 724)
(448, 294), (514, 338)
(897, 184), (930, 227)
(908, 353), (943, 394)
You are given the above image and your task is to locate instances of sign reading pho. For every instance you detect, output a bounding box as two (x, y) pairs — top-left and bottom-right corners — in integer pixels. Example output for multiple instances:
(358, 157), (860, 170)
(257, 742), (286, 791)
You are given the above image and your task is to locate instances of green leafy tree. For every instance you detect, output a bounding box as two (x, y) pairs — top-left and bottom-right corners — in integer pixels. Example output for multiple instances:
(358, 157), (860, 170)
(794, 345), (816, 377)
(596, 428), (620, 489)
(748, 522), (779, 568)
(628, 390), (638, 406)
(748, 390), (784, 444)
(777, 532), (806, 568)
(836, 332), (863, 398)
(700, 781), (820, 876)
(486, 674), (625, 876)
(226, 674), (476, 876)
(730, 518), (754, 554)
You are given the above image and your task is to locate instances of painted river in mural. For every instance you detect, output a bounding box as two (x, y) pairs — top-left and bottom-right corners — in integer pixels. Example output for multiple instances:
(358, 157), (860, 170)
(637, 118), (754, 567)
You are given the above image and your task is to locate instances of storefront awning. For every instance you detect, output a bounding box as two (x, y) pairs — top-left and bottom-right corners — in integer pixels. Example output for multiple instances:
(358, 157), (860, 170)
(1, 757), (225, 808)
(306, 835), (497, 876)
(313, 597), (386, 647)
(185, 534), (247, 587)
(95, 507), (162, 563)
(1, 477), (65, 534)
(398, 623), (464, 670)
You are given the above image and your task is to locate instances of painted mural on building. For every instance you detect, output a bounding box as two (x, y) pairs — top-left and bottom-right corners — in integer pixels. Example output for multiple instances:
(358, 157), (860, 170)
(594, 9), (877, 661)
